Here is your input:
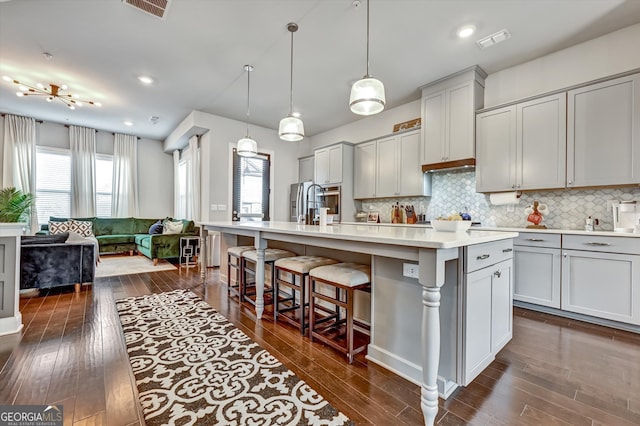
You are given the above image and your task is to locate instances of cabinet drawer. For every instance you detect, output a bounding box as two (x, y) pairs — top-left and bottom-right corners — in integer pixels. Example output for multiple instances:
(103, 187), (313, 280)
(466, 239), (514, 273)
(563, 234), (640, 255)
(514, 232), (561, 248)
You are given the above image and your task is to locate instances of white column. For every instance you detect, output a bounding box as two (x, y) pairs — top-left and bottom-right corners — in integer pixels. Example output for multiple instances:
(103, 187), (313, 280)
(418, 247), (458, 426)
(200, 225), (208, 280)
(254, 236), (267, 319)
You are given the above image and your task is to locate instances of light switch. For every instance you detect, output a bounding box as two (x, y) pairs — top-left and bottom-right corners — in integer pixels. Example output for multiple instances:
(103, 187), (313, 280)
(403, 263), (419, 279)
(211, 204), (218, 211)
(218, 204), (227, 211)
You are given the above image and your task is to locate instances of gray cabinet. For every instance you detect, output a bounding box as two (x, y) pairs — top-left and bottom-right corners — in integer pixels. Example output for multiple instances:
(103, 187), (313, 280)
(476, 93), (566, 192)
(298, 156), (314, 183)
(513, 233), (561, 308)
(421, 67), (486, 167)
(567, 73), (640, 187)
(561, 234), (640, 325)
(314, 144), (344, 185)
(353, 141), (376, 198)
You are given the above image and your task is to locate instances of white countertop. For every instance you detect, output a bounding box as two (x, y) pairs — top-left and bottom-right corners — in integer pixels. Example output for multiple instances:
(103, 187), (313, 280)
(200, 221), (519, 249)
(342, 221), (640, 238)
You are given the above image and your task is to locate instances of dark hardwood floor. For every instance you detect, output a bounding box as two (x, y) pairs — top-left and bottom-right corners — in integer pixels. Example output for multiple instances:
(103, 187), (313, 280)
(1, 267), (639, 425)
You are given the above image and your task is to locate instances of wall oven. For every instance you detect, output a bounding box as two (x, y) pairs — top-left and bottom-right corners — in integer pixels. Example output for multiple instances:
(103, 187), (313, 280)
(321, 185), (341, 222)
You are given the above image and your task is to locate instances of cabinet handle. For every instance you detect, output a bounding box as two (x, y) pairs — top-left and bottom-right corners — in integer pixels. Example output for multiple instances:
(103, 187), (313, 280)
(476, 254), (490, 260)
(511, 184), (516, 189)
(526, 238), (545, 242)
(585, 242), (611, 246)
(568, 180), (573, 185)
(563, 253), (567, 258)
(502, 248), (513, 253)
(494, 270), (502, 278)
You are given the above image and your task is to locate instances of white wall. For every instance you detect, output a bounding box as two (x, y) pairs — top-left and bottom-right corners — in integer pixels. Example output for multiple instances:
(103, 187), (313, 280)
(484, 23), (640, 107)
(172, 110), (298, 222)
(0, 116), (174, 218)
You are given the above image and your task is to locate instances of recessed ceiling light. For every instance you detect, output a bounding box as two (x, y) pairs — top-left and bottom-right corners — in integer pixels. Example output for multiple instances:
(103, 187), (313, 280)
(457, 25), (476, 39)
(123, 121), (133, 126)
(138, 75), (154, 84)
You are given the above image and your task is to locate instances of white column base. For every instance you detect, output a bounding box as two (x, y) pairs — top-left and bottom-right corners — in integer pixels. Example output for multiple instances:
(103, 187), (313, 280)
(0, 313), (23, 337)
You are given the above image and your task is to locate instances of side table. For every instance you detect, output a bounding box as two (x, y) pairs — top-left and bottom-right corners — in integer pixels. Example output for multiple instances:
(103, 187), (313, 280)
(180, 236), (200, 269)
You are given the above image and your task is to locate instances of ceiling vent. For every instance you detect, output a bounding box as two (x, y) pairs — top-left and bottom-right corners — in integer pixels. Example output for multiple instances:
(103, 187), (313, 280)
(122, 0), (171, 20)
(476, 29), (511, 50)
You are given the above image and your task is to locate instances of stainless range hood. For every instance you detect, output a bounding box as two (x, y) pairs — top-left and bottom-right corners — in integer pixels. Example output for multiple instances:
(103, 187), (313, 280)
(421, 158), (475, 173)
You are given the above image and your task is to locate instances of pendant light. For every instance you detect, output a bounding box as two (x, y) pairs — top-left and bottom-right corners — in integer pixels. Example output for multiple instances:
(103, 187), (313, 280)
(279, 22), (305, 141)
(349, 0), (385, 116)
(237, 64), (258, 157)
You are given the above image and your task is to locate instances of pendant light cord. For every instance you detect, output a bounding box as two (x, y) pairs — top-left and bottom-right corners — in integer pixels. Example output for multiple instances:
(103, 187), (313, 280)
(289, 28), (294, 114)
(245, 66), (251, 137)
(366, 0), (370, 77)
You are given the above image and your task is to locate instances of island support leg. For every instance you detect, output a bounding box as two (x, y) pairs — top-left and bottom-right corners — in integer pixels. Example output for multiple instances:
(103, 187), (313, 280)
(418, 247), (458, 426)
(254, 236), (267, 319)
(200, 226), (208, 280)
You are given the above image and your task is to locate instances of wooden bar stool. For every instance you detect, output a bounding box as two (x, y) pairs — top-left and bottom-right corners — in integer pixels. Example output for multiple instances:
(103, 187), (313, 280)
(242, 249), (295, 308)
(308, 262), (371, 363)
(226, 245), (254, 298)
(273, 256), (338, 335)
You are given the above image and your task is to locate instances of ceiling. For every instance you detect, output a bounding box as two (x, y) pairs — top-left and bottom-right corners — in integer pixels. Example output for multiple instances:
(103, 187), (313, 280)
(1, 0), (640, 143)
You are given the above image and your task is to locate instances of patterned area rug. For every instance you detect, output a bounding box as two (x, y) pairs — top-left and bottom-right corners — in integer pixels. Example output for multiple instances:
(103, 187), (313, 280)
(116, 289), (352, 426)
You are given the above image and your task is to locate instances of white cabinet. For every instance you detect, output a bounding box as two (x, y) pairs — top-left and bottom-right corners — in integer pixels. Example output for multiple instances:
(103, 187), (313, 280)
(567, 73), (640, 187)
(354, 130), (430, 199)
(476, 93), (566, 192)
(298, 156), (314, 183)
(421, 67), (485, 167)
(353, 141), (376, 198)
(314, 144), (344, 185)
(463, 239), (513, 385)
(561, 235), (640, 325)
(513, 233), (561, 308)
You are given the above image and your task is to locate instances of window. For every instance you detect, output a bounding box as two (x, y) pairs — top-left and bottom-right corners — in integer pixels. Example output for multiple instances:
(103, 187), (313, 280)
(35, 147), (71, 224)
(96, 154), (113, 217)
(232, 149), (270, 222)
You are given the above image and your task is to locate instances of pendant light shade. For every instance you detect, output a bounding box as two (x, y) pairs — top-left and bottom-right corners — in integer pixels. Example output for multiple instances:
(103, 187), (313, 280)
(279, 22), (304, 142)
(350, 0), (385, 116)
(237, 65), (257, 157)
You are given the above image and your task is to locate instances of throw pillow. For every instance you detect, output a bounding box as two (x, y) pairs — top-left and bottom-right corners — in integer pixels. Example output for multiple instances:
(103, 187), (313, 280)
(69, 219), (94, 237)
(149, 220), (163, 235)
(163, 220), (183, 234)
(49, 220), (70, 235)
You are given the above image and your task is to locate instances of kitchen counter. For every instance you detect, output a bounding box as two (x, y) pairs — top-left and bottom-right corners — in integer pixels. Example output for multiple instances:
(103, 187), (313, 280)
(199, 221), (518, 426)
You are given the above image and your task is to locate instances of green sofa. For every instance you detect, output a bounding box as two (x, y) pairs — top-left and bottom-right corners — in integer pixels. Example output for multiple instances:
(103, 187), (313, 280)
(39, 217), (197, 265)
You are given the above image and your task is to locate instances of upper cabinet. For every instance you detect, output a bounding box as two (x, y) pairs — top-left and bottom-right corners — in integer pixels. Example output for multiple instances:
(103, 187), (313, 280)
(314, 144), (347, 185)
(421, 66), (486, 169)
(567, 73), (640, 187)
(354, 129), (431, 199)
(298, 156), (314, 183)
(476, 93), (567, 192)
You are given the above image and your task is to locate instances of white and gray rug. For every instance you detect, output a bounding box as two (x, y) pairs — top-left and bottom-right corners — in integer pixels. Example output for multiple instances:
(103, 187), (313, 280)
(116, 289), (352, 426)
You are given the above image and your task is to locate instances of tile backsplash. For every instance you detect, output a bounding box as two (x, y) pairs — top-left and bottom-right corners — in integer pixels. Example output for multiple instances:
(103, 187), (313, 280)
(355, 170), (640, 231)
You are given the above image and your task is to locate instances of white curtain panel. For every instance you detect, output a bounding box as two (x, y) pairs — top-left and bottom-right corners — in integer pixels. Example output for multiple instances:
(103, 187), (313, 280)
(69, 125), (97, 217)
(173, 150), (180, 218)
(188, 135), (201, 221)
(112, 133), (139, 217)
(2, 114), (38, 233)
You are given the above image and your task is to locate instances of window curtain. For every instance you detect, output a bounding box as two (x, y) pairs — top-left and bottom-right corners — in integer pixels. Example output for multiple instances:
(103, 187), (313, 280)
(187, 135), (200, 221)
(69, 125), (97, 217)
(112, 133), (139, 217)
(173, 150), (180, 217)
(2, 114), (38, 233)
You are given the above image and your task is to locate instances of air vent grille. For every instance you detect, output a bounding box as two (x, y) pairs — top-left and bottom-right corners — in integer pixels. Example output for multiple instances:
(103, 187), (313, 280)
(123, 0), (171, 20)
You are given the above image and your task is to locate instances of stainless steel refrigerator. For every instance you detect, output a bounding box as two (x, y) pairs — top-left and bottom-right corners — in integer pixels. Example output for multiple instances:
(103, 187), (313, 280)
(289, 181), (319, 223)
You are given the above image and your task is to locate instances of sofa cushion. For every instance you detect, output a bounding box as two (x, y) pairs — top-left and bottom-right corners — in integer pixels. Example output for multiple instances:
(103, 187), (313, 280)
(135, 234), (152, 249)
(149, 220), (163, 235)
(163, 220), (183, 234)
(96, 234), (136, 245)
(94, 217), (134, 236)
(134, 218), (160, 234)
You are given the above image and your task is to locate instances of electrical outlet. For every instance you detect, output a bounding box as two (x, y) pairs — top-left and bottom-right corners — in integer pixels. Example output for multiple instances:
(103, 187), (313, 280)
(403, 263), (419, 279)
(218, 204), (227, 211)
(210, 204), (218, 211)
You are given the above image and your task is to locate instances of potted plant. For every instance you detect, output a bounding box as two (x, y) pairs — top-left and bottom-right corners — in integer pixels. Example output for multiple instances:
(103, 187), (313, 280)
(0, 187), (35, 223)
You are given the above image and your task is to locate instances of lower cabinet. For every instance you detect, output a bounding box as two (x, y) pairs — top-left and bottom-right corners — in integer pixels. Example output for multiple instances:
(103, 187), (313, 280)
(513, 233), (561, 308)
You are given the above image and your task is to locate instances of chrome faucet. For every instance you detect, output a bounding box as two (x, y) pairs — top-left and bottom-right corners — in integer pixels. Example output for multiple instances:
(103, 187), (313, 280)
(305, 184), (324, 225)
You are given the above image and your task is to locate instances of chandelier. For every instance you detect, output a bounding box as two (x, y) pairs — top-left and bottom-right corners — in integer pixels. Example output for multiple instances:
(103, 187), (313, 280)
(2, 76), (102, 110)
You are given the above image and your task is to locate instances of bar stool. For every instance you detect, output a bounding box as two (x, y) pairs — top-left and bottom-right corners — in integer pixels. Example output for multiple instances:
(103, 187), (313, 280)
(273, 256), (339, 335)
(226, 246), (254, 298)
(308, 262), (371, 363)
(242, 249), (295, 308)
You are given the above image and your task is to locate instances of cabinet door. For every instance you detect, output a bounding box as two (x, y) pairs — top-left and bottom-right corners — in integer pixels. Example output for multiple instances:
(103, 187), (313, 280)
(567, 73), (640, 187)
(398, 130), (423, 196)
(421, 91), (445, 165)
(562, 249), (640, 325)
(328, 145), (343, 184)
(354, 141), (377, 199)
(447, 81), (475, 162)
(514, 246), (561, 308)
(476, 106), (517, 192)
(517, 94), (567, 190)
(463, 266), (494, 385)
(314, 148), (329, 184)
(376, 136), (399, 197)
(298, 156), (314, 183)
(491, 259), (513, 354)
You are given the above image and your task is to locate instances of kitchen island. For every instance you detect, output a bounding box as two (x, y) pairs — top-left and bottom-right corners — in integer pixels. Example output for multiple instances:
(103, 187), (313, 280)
(199, 221), (518, 426)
